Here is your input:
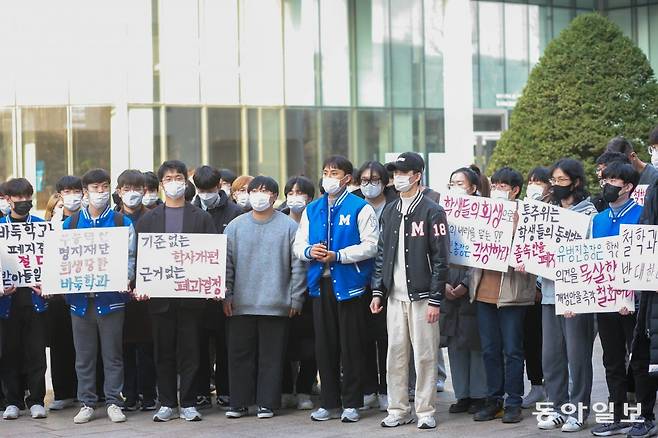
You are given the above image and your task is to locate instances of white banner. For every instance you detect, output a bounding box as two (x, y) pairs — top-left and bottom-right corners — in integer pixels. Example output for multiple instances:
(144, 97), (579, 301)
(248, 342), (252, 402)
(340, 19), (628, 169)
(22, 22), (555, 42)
(135, 233), (227, 299)
(0, 222), (54, 287)
(41, 227), (130, 294)
(614, 224), (658, 291)
(631, 184), (649, 206)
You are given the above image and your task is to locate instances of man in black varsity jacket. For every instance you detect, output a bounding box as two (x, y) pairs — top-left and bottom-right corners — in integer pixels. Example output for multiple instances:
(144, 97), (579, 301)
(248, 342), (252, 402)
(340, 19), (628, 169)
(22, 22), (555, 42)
(370, 152), (450, 430)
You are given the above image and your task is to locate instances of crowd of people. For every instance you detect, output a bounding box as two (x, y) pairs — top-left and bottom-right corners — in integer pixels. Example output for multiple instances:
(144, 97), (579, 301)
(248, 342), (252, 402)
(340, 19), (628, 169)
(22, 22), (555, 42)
(0, 128), (657, 437)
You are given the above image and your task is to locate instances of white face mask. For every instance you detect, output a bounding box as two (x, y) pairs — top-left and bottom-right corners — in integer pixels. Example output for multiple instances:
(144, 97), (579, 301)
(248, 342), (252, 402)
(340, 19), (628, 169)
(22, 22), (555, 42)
(287, 194), (307, 213)
(88, 191), (110, 210)
(361, 182), (383, 199)
(163, 181), (186, 200)
(236, 192), (250, 209)
(249, 192), (272, 212)
(490, 189), (510, 201)
(121, 191), (143, 209)
(322, 177), (343, 195)
(652, 150), (658, 168)
(449, 185), (469, 196)
(62, 193), (82, 212)
(0, 198), (11, 215)
(526, 185), (545, 201)
(142, 192), (159, 207)
(393, 174), (416, 193)
(198, 191), (219, 207)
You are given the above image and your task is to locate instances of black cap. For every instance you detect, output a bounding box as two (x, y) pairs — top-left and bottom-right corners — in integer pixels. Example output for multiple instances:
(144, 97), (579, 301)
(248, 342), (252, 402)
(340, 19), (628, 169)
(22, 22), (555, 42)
(385, 152), (425, 173)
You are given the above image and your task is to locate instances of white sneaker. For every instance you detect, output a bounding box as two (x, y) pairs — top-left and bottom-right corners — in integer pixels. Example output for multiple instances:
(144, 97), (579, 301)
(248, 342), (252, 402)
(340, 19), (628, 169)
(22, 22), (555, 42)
(153, 406), (176, 422)
(107, 404), (126, 423)
(30, 404), (47, 419)
(297, 393), (313, 410)
(74, 406), (94, 424)
(378, 394), (388, 412)
(180, 406), (202, 421)
(281, 393), (297, 409)
(537, 412), (566, 430)
(561, 416), (586, 432)
(3, 405), (20, 420)
(381, 414), (415, 427)
(360, 393), (379, 411)
(310, 407), (341, 421)
(522, 385), (546, 409)
(418, 416), (437, 429)
(341, 407), (360, 423)
(49, 399), (75, 411)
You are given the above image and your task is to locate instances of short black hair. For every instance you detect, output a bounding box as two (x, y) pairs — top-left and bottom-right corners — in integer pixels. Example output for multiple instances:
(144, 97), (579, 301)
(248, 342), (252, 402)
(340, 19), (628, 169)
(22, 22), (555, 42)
(491, 167), (524, 199)
(117, 169), (146, 189)
(601, 161), (640, 192)
(157, 160), (187, 182)
(356, 161), (390, 186)
(4, 178), (34, 197)
(284, 176), (315, 199)
(82, 168), (111, 187)
(248, 175), (279, 196)
(56, 175), (83, 192)
(193, 165), (221, 190)
(606, 136), (634, 156)
(219, 168), (237, 185)
(185, 180), (196, 202)
(550, 158), (589, 204)
(595, 151), (631, 166)
(527, 166), (550, 184)
(143, 171), (159, 191)
(322, 155), (353, 177)
(649, 126), (658, 146)
(0, 182), (5, 196)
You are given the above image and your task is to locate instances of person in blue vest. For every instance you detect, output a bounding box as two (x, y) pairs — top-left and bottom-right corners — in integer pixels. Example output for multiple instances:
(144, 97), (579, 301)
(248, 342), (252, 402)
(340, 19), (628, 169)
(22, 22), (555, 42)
(0, 178), (48, 420)
(590, 161), (644, 437)
(64, 168), (136, 425)
(293, 155), (379, 423)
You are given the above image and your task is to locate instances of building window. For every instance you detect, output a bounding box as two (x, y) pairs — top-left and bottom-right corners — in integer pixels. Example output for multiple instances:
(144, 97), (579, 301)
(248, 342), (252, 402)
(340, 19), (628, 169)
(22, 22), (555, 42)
(166, 107), (201, 170)
(0, 110), (13, 182)
(72, 107), (111, 177)
(286, 108), (319, 181)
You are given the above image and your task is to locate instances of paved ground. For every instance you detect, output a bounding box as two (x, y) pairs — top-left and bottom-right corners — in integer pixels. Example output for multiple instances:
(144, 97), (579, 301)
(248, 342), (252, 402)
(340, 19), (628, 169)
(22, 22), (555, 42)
(0, 338), (624, 437)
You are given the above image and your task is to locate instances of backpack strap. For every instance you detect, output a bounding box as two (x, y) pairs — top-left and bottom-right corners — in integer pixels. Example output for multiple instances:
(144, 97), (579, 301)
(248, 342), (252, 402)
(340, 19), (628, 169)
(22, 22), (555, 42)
(113, 211), (125, 227)
(69, 211), (81, 229)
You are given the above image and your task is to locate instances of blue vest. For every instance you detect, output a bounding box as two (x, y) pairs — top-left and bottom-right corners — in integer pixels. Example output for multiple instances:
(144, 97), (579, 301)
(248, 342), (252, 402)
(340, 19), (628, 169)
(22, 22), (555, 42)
(305, 190), (374, 301)
(0, 215), (48, 318)
(592, 199), (644, 238)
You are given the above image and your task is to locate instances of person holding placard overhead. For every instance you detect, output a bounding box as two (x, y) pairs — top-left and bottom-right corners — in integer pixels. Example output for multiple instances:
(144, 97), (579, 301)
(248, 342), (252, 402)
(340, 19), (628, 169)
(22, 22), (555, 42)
(63, 168), (137, 425)
(537, 159), (598, 433)
(135, 160), (216, 423)
(0, 178), (48, 420)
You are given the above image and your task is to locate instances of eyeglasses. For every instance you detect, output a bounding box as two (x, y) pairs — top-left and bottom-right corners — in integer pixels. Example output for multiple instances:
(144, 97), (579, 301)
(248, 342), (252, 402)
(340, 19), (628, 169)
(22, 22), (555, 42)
(549, 177), (571, 185)
(648, 145), (658, 154)
(360, 177), (381, 186)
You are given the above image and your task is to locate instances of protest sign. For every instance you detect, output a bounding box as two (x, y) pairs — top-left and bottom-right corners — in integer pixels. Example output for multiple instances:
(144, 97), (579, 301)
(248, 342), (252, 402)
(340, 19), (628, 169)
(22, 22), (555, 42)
(41, 227), (129, 294)
(439, 193), (516, 272)
(631, 184), (649, 206)
(0, 222), (54, 287)
(614, 224), (658, 291)
(511, 200), (591, 279)
(553, 237), (634, 315)
(135, 233), (226, 298)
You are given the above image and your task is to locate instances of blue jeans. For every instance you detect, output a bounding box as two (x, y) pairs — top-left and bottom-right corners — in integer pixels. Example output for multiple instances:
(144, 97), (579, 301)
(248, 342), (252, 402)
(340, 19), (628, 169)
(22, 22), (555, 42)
(476, 302), (526, 408)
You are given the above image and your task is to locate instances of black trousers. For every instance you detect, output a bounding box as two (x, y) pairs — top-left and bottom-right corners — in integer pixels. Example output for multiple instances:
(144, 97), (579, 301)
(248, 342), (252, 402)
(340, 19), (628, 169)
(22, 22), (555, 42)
(313, 278), (366, 410)
(523, 302), (543, 386)
(630, 321), (658, 420)
(196, 310), (229, 397)
(282, 359), (317, 395)
(0, 307), (46, 408)
(151, 304), (201, 408)
(227, 315), (289, 409)
(598, 312), (636, 421)
(362, 289), (387, 395)
(47, 298), (78, 400)
(123, 342), (157, 403)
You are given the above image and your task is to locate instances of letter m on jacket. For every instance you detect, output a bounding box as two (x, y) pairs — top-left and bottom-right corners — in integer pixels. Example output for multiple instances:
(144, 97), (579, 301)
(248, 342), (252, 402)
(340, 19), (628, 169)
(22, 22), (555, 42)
(339, 214), (351, 226)
(411, 221), (424, 237)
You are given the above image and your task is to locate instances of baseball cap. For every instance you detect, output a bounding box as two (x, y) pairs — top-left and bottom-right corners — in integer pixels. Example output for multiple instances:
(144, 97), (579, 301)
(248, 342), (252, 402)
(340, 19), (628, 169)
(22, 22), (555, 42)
(385, 152), (425, 173)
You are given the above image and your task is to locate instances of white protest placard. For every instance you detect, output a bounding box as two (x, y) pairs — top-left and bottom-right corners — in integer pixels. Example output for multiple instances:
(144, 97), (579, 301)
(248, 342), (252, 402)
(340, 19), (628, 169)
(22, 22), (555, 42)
(631, 184), (649, 206)
(614, 224), (658, 291)
(136, 233), (227, 299)
(439, 193), (516, 273)
(510, 200), (591, 279)
(0, 222), (54, 287)
(41, 227), (130, 294)
(553, 237), (634, 315)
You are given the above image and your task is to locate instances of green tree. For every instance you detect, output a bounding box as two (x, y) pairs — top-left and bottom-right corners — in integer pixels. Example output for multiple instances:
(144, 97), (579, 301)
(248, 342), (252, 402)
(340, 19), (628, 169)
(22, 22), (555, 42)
(489, 12), (658, 191)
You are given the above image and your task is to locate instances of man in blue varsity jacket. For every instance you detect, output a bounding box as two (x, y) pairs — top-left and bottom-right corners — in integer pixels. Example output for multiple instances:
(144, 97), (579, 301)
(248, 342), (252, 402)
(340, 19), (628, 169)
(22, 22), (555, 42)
(293, 155), (379, 423)
(0, 178), (48, 420)
(590, 162), (644, 437)
(63, 168), (136, 425)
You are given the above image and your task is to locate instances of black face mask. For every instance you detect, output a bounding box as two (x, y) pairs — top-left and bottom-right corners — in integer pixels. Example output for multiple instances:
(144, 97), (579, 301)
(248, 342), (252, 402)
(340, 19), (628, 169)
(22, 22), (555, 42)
(602, 183), (623, 203)
(551, 185), (573, 201)
(13, 200), (33, 217)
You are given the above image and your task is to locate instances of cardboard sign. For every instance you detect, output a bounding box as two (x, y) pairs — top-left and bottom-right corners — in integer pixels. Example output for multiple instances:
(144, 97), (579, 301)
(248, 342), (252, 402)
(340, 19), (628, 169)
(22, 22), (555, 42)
(439, 193), (516, 272)
(41, 227), (130, 294)
(614, 224), (658, 291)
(136, 233), (227, 298)
(553, 237), (634, 315)
(0, 222), (54, 287)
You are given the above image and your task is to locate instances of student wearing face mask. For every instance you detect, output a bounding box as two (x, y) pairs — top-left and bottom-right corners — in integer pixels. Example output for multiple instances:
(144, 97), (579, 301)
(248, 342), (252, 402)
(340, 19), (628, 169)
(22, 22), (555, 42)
(231, 175), (254, 212)
(441, 167), (487, 417)
(134, 160), (216, 423)
(0, 183), (10, 218)
(607, 136), (658, 188)
(191, 165), (241, 411)
(470, 168), (537, 425)
(0, 178), (48, 421)
(219, 169), (237, 198)
(61, 169), (136, 425)
(536, 159), (597, 433)
(141, 171), (162, 210)
(293, 155), (379, 423)
(280, 176), (318, 411)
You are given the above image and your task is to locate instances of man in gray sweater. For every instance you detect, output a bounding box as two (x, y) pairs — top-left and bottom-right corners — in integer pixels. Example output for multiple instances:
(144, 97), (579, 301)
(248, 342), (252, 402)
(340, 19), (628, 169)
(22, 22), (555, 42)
(222, 175), (307, 419)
